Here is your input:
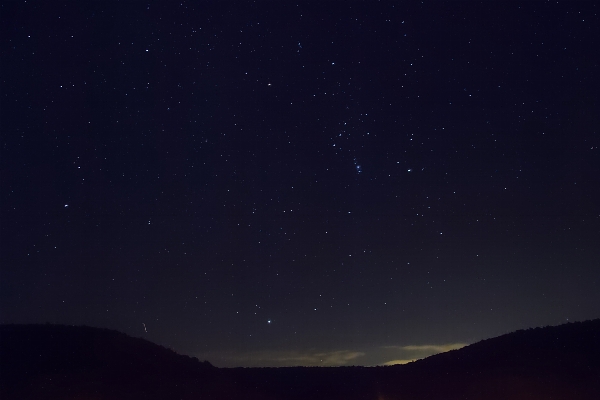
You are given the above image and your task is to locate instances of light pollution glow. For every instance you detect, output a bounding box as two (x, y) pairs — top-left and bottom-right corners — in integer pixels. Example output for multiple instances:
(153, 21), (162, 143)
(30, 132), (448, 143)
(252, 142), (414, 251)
(196, 343), (468, 368)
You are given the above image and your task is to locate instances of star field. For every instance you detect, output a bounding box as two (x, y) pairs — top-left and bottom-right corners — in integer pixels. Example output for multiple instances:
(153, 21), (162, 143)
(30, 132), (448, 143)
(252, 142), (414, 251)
(1, 1), (599, 367)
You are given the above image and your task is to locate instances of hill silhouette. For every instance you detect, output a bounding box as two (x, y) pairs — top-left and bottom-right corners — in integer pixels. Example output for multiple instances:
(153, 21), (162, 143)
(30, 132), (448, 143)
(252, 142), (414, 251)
(1, 320), (599, 399)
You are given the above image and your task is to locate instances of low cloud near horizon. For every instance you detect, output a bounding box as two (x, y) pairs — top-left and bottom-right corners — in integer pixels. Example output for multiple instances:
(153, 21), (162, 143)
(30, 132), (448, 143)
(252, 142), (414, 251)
(379, 343), (467, 366)
(198, 349), (366, 368)
(197, 343), (467, 368)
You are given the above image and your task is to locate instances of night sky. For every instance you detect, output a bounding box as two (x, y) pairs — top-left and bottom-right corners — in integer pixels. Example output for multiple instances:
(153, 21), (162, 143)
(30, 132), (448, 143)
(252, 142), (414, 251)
(1, 2), (599, 368)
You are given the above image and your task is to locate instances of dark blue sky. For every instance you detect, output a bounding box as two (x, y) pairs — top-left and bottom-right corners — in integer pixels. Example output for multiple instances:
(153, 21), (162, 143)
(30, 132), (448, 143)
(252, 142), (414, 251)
(1, 1), (599, 367)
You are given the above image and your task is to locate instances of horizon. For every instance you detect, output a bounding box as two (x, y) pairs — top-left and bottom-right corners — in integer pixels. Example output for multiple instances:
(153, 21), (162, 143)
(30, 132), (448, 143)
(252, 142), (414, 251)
(4, 319), (599, 400)
(5, 318), (594, 368)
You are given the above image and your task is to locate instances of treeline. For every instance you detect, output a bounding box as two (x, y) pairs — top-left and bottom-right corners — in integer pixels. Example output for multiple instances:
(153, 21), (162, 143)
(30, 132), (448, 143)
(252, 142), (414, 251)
(1, 320), (599, 400)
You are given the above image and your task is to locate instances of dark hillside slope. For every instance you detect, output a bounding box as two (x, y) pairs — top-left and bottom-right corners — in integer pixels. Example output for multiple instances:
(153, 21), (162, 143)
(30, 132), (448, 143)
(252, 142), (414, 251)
(0, 324), (230, 400)
(374, 319), (600, 399)
(1, 320), (599, 400)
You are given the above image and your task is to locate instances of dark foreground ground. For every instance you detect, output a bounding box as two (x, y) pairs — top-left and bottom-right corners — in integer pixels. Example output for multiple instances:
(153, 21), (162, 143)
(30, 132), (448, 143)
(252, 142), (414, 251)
(1, 320), (599, 400)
